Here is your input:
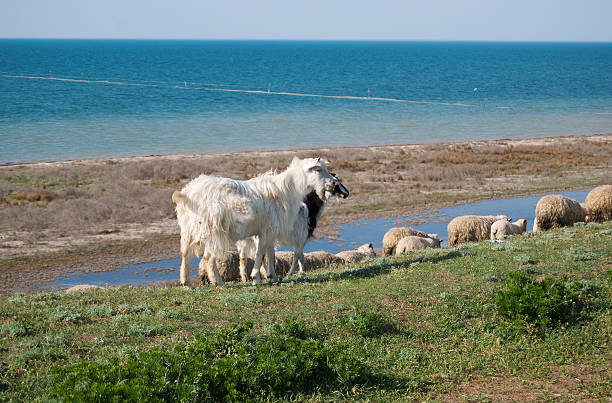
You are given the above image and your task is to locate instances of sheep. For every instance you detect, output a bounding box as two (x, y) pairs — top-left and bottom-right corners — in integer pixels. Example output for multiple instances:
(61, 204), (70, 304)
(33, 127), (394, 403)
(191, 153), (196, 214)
(447, 215), (510, 246)
(210, 246), (354, 284)
(336, 243), (376, 263)
(584, 185), (612, 222)
(382, 227), (437, 256)
(490, 218), (527, 240)
(235, 176), (350, 280)
(172, 157), (336, 287)
(532, 195), (585, 231)
(303, 251), (345, 269)
(395, 235), (442, 254)
(64, 284), (105, 293)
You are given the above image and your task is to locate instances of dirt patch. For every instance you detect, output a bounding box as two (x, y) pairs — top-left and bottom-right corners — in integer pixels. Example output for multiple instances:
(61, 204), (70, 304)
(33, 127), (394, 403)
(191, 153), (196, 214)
(441, 362), (609, 401)
(0, 134), (611, 293)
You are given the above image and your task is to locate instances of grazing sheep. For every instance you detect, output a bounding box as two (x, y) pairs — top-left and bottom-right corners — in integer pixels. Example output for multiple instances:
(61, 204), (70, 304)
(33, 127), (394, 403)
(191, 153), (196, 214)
(395, 235), (442, 254)
(336, 243), (376, 263)
(172, 157), (336, 287)
(532, 195), (585, 231)
(584, 185), (612, 222)
(490, 218), (528, 240)
(382, 227), (436, 256)
(447, 215), (510, 246)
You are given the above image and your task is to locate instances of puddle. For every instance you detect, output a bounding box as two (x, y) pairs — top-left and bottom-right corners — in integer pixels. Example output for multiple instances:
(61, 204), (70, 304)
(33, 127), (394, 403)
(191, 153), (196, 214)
(43, 189), (592, 290)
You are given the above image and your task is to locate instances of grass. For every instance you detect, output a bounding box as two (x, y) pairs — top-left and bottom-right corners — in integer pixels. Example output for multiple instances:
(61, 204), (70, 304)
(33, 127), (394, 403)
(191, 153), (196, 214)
(0, 222), (610, 401)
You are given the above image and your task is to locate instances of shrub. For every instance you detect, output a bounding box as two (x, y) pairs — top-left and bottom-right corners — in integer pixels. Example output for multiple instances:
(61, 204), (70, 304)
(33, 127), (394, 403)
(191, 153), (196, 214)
(564, 247), (599, 261)
(51, 320), (365, 401)
(341, 307), (389, 337)
(513, 253), (534, 265)
(85, 304), (114, 317)
(0, 322), (27, 337)
(495, 271), (586, 329)
(49, 308), (85, 324)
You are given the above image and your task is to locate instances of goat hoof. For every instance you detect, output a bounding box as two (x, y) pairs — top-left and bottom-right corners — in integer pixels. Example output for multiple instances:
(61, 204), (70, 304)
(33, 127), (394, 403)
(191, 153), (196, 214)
(252, 278), (262, 285)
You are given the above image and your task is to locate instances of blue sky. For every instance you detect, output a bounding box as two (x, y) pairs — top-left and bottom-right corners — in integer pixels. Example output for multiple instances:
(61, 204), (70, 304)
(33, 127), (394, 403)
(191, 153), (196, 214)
(1, 0), (611, 41)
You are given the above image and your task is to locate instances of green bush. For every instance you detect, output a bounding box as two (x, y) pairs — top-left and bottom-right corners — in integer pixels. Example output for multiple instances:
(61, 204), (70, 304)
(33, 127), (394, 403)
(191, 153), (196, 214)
(0, 322), (27, 337)
(341, 307), (389, 337)
(513, 253), (534, 265)
(51, 319), (365, 401)
(495, 271), (587, 329)
(564, 247), (598, 261)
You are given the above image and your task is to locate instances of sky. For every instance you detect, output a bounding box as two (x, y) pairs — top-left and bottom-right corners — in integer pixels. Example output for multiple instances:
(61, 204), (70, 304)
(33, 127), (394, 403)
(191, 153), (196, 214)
(1, 0), (611, 42)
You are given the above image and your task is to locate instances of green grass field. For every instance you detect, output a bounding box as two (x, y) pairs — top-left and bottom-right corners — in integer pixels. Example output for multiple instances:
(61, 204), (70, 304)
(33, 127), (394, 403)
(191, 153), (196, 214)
(1, 222), (610, 401)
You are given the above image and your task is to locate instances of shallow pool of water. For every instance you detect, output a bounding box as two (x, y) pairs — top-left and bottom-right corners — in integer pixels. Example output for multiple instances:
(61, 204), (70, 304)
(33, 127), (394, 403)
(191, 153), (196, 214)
(43, 189), (591, 290)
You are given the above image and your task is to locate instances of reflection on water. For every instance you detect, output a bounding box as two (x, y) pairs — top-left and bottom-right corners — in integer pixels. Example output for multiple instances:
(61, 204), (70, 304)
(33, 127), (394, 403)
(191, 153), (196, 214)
(43, 189), (591, 290)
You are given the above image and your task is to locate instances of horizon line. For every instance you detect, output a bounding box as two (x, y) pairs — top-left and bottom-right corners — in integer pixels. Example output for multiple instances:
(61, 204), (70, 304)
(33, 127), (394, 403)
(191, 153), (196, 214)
(1, 37), (612, 44)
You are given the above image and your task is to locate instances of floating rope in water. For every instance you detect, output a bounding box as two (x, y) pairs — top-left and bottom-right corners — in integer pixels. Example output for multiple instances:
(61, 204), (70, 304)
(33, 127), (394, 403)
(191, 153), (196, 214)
(1, 72), (472, 107)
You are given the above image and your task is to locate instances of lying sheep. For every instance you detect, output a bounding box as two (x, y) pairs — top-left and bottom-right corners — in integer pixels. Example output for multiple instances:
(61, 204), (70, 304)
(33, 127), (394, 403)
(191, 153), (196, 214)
(532, 195), (585, 231)
(395, 235), (442, 254)
(336, 243), (376, 263)
(382, 227), (436, 256)
(303, 251), (345, 270)
(447, 215), (510, 246)
(584, 185), (612, 222)
(64, 284), (105, 293)
(490, 218), (527, 240)
(213, 250), (345, 282)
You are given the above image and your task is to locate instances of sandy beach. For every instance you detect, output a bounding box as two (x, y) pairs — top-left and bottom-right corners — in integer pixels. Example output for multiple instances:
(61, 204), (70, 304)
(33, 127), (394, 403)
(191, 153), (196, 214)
(1, 133), (611, 292)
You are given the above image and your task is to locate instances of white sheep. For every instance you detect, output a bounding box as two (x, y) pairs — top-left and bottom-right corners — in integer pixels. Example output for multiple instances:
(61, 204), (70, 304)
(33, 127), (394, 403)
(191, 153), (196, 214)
(490, 218), (527, 240)
(584, 185), (612, 222)
(382, 227), (436, 256)
(395, 235), (442, 254)
(336, 243), (376, 263)
(447, 215), (510, 246)
(532, 195), (585, 231)
(172, 157), (336, 287)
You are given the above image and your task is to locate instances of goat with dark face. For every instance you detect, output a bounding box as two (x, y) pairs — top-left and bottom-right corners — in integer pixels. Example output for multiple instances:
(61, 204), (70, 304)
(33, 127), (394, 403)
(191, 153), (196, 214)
(305, 173), (349, 238)
(236, 174), (349, 280)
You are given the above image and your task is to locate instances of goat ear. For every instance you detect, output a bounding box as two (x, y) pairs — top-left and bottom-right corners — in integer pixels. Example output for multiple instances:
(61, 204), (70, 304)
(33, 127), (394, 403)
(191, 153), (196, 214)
(304, 158), (320, 171)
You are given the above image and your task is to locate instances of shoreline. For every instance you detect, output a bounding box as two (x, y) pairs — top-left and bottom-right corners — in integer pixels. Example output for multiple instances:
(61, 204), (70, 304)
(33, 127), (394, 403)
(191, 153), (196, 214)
(2, 132), (610, 168)
(1, 133), (611, 293)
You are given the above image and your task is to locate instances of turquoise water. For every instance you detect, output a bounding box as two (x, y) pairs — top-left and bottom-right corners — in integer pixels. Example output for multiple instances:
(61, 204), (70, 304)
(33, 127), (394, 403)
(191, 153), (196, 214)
(1, 40), (612, 163)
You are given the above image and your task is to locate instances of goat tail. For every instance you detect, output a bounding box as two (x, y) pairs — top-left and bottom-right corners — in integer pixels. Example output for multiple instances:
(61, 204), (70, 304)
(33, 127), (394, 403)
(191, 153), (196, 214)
(172, 191), (202, 219)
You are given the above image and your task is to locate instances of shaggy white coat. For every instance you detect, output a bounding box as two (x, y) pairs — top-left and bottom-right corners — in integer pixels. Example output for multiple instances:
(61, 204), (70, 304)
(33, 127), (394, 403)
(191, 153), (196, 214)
(235, 178), (349, 281)
(172, 157), (335, 287)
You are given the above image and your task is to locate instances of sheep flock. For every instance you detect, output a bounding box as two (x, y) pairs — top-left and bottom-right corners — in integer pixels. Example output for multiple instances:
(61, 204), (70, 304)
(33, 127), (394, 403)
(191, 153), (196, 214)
(172, 160), (611, 287)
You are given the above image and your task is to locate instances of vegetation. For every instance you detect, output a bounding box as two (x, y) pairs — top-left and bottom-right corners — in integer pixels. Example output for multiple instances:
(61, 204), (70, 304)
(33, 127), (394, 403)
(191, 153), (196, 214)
(495, 271), (587, 330)
(1, 135), (611, 247)
(0, 221), (610, 401)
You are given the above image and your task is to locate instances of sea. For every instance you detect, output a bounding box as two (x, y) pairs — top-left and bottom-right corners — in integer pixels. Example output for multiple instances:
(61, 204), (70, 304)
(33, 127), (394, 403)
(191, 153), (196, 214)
(1, 40), (612, 164)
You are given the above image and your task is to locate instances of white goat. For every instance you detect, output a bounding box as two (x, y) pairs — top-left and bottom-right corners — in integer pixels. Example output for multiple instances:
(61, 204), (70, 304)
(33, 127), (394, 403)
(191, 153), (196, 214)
(172, 157), (336, 287)
(236, 178), (349, 280)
